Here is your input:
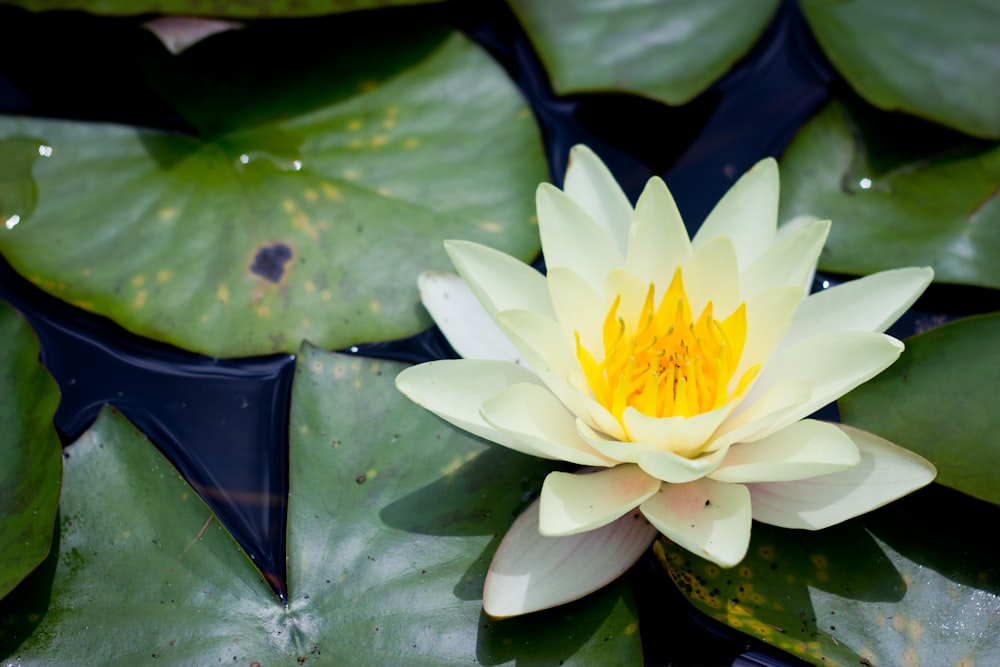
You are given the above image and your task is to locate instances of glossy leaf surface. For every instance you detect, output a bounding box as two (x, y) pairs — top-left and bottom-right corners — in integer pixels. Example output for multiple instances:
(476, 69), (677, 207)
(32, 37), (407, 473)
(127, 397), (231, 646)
(779, 100), (1000, 288)
(840, 313), (1000, 506)
(800, 0), (1000, 138)
(0, 22), (545, 357)
(507, 0), (780, 105)
(0, 349), (641, 664)
(659, 483), (1000, 666)
(0, 302), (61, 601)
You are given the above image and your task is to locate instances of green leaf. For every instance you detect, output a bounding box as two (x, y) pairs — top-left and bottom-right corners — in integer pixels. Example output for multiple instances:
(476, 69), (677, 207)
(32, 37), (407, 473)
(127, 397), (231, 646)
(0, 302), (61, 601)
(507, 0), (780, 105)
(0, 0), (443, 17)
(0, 348), (641, 664)
(800, 0), (1000, 138)
(0, 23), (545, 357)
(779, 100), (1000, 288)
(839, 312), (1000, 506)
(658, 483), (1000, 666)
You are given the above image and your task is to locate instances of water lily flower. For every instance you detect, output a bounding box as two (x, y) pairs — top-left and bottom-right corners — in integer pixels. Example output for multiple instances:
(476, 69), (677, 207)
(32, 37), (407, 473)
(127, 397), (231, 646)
(396, 145), (936, 618)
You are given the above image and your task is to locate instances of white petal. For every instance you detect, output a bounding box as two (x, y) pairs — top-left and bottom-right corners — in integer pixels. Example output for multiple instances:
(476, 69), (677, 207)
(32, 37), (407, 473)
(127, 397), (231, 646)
(547, 267), (606, 357)
(418, 272), (524, 364)
(692, 158), (778, 270)
(483, 498), (657, 618)
(779, 267), (935, 351)
(741, 218), (830, 300)
(622, 403), (733, 458)
(635, 445), (729, 484)
(640, 477), (752, 567)
(577, 419), (642, 463)
(743, 332), (904, 439)
(710, 380), (811, 449)
(395, 359), (543, 455)
(604, 268), (649, 328)
(562, 144), (633, 255)
(444, 240), (552, 319)
(684, 235), (741, 318)
(732, 285), (804, 383)
(537, 183), (625, 294)
(481, 383), (615, 467)
(748, 423), (936, 529)
(710, 419), (859, 483)
(539, 465), (660, 536)
(625, 176), (692, 287)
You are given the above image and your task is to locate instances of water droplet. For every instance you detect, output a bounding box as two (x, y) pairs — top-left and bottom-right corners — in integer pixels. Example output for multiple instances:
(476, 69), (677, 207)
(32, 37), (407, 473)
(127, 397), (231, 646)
(858, 177), (873, 189)
(4, 215), (20, 229)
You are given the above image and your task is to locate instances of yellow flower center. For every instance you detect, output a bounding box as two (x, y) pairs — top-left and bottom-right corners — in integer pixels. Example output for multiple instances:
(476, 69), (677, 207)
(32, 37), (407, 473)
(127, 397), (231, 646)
(576, 267), (759, 432)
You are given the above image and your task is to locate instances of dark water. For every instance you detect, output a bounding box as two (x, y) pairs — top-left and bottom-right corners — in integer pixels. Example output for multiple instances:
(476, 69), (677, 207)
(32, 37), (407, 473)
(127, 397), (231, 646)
(0, 0), (964, 664)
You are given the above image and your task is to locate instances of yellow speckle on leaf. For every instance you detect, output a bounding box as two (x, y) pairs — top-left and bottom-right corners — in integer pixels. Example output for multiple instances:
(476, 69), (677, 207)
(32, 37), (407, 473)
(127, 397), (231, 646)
(200, 313), (210, 323)
(370, 135), (389, 148)
(304, 188), (318, 203)
(321, 290), (332, 301)
(386, 106), (399, 117)
(299, 424), (310, 435)
(217, 284), (230, 304)
(311, 359), (324, 372)
(302, 318), (311, 328)
(131, 274), (145, 287)
(893, 614), (906, 633)
(133, 290), (147, 309)
(332, 362), (346, 379)
(901, 646), (920, 667)
(157, 270), (174, 283)
(349, 138), (364, 149)
(529, 214), (538, 225)
(479, 221), (503, 233)
(518, 108), (531, 119)
(158, 207), (178, 221)
(257, 306), (271, 318)
(623, 623), (637, 635)
(321, 182), (342, 201)
(381, 119), (396, 130)
(908, 617), (925, 642)
(403, 137), (420, 149)
(81, 268), (92, 277)
(304, 281), (316, 293)
(342, 168), (361, 181)
(282, 198), (297, 213)
(369, 301), (381, 313)
(347, 119), (363, 131)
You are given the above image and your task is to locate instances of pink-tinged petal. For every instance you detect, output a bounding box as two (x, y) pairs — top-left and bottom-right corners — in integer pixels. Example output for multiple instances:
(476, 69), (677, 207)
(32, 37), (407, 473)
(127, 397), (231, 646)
(635, 445), (729, 484)
(710, 419), (859, 483)
(142, 16), (241, 54)
(742, 332), (904, 439)
(741, 218), (830, 300)
(483, 498), (657, 618)
(779, 267), (935, 351)
(481, 383), (615, 467)
(640, 477), (752, 567)
(395, 360), (544, 456)
(562, 144), (633, 255)
(539, 466), (660, 536)
(625, 176), (692, 287)
(683, 235), (741, 319)
(418, 272), (524, 364)
(537, 183), (625, 294)
(692, 158), (778, 270)
(444, 240), (552, 319)
(576, 419), (642, 463)
(622, 403), (733, 458)
(748, 423), (936, 530)
(547, 267), (605, 357)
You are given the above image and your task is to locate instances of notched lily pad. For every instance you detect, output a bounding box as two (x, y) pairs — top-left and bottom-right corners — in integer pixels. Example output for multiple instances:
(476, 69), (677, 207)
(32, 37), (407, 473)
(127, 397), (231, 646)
(659, 484), (1000, 666)
(779, 99), (1000, 288)
(0, 301), (61, 601)
(0, 20), (545, 357)
(800, 0), (1000, 138)
(0, 349), (641, 663)
(507, 0), (781, 105)
(840, 312), (1000, 506)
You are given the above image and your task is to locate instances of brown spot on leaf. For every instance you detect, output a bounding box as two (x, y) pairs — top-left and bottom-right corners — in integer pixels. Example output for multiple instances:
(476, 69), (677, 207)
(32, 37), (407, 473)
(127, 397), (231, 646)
(250, 243), (293, 283)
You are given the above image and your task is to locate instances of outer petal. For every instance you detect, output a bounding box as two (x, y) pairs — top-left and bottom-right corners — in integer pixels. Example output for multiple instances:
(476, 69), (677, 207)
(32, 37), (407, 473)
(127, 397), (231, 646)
(481, 383), (615, 467)
(547, 267), (605, 357)
(692, 158), (778, 270)
(537, 183), (625, 294)
(778, 267), (935, 351)
(740, 218), (830, 300)
(640, 477), (752, 567)
(418, 272), (524, 364)
(395, 359), (545, 456)
(577, 419), (643, 463)
(625, 176), (692, 287)
(562, 144), (633, 255)
(539, 465), (660, 536)
(483, 498), (657, 618)
(748, 423), (936, 530)
(710, 419), (859, 483)
(740, 332), (904, 439)
(444, 240), (552, 319)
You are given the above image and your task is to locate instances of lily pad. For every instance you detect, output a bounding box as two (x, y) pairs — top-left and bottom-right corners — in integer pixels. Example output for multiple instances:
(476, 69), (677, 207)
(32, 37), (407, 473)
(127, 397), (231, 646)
(0, 302), (61, 601)
(0, 348), (641, 663)
(507, 0), (781, 105)
(779, 100), (1000, 288)
(0, 22), (545, 357)
(658, 482), (1000, 666)
(839, 313), (1000, 507)
(800, 0), (1000, 138)
(0, 0), (443, 17)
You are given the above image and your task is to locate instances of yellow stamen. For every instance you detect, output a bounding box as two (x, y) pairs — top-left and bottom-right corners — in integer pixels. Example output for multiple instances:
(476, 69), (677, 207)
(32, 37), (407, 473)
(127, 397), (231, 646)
(576, 267), (759, 431)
